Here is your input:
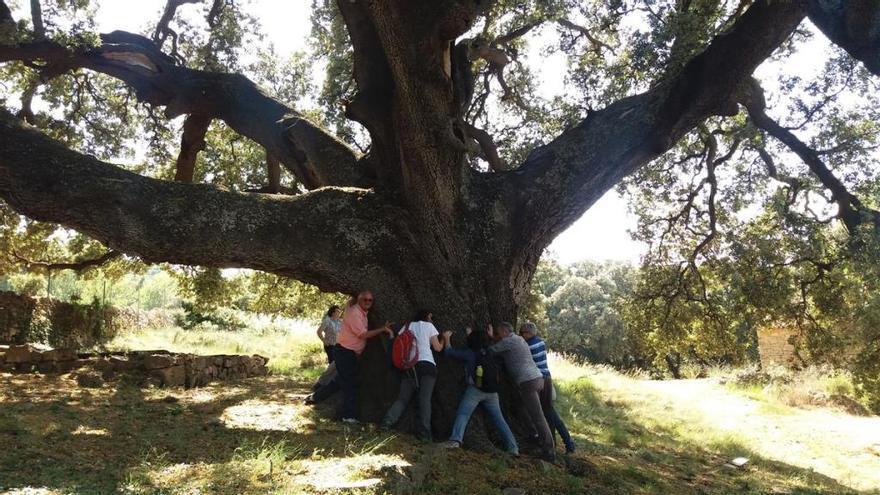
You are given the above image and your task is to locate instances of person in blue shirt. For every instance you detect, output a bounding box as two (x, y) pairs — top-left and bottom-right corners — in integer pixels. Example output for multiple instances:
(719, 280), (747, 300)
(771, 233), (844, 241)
(519, 321), (576, 454)
(439, 326), (518, 456)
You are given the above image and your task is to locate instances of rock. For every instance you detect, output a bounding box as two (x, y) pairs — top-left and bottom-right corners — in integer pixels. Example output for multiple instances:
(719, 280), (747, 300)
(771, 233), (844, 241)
(143, 354), (176, 370)
(160, 395), (179, 403)
(152, 365), (186, 387)
(5, 344), (37, 363)
(109, 356), (136, 371)
(56, 360), (83, 373)
(92, 359), (114, 372)
(189, 356), (209, 370)
(42, 349), (77, 362)
(539, 460), (553, 473)
(37, 361), (57, 374)
(724, 457), (749, 469)
(75, 371), (104, 388)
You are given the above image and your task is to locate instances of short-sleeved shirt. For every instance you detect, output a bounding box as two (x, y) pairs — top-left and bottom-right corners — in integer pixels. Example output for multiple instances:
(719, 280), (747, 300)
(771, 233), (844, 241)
(318, 315), (341, 346)
(336, 304), (369, 354)
(402, 320), (439, 366)
(525, 336), (550, 377)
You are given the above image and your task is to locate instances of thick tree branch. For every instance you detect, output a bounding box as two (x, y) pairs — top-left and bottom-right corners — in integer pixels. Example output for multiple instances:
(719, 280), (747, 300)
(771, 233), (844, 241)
(557, 18), (614, 54)
(508, 0), (805, 293)
(0, 109), (405, 295)
(174, 113), (211, 182)
(29, 0), (44, 39)
(805, 0), (880, 76)
(0, 31), (369, 189)
(12, 249), (121, 272)
(740, 79), (880, 233)
(267, 151), (281, 194)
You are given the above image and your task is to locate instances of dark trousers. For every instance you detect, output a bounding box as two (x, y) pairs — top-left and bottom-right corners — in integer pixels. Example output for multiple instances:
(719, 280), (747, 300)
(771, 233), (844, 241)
(334, 344), (359, 419)
(324, 345), (335, 364)
(519, 377), (554, 458)
(382, 362), (437, 440)
(313, 378), (341, 403)
(540, 376), (575, 451)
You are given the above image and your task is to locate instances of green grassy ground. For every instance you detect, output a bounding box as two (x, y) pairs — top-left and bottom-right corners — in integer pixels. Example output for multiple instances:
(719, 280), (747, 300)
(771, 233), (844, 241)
(0, 322), (876, 494)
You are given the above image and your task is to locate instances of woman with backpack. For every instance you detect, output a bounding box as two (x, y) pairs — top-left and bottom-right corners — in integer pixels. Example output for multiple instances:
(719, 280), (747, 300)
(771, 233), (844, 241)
(379, 309), (443, 441)
(439, 326), (519, 456)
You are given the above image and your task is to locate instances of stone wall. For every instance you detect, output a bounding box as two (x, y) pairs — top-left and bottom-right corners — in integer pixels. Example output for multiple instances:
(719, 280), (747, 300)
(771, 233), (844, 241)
(0, 344), (269, 388)
(0, 291), (36, 344)
(0, 291), (119, 348)
(757, 325), (802, 368)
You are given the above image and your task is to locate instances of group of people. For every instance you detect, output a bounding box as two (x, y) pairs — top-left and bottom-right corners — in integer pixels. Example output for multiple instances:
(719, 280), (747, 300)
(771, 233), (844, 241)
(307, 290), (575, 462)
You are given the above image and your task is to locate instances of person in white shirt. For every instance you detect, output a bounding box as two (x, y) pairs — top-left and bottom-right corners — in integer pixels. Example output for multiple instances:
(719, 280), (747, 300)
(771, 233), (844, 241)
(380, 309), (443, 441)
(316, 304), (342, 364)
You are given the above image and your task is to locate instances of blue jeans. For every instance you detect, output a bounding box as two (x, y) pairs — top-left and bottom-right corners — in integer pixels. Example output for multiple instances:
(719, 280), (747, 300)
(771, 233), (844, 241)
(449, 385), (518, 454)
(540, 376), (575, 452)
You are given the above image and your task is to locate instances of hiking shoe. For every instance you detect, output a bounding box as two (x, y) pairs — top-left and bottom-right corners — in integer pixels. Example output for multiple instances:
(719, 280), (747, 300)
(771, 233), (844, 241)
(304, 394), (315, 405)
(440, 440), (461, 449)
(341, 417), (360, 425)
(506, 449), (520, 457)
(565, 445), (576, 455)
(379, 421), (393, 431)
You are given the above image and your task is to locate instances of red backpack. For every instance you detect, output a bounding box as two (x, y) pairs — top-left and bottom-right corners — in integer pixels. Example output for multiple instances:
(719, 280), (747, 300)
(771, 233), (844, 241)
(391, 322), (419, 370)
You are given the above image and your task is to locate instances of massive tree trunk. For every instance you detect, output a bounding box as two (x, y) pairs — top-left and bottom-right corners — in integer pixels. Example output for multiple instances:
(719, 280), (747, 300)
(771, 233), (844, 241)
(0, 0), (829, 450)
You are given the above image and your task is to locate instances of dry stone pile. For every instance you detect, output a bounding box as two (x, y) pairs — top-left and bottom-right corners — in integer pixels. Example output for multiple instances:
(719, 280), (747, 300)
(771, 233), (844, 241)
(0, 343), (269, 388)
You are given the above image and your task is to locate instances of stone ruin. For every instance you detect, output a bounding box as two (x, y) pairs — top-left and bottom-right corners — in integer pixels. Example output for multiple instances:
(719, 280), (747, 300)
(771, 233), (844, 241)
(0, 343), (269, 388)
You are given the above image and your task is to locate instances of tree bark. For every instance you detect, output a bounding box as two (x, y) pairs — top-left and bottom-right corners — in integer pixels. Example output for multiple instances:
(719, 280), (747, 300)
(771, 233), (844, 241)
(805, 0), (880, 76)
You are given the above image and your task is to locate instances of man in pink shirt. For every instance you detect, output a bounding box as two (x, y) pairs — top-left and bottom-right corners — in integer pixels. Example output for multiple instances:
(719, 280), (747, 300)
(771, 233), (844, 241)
(334, 290), (392, 423)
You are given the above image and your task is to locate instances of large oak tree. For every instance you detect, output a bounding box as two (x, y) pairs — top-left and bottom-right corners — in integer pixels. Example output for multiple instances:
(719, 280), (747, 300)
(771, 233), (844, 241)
(0, 0), (878, 446)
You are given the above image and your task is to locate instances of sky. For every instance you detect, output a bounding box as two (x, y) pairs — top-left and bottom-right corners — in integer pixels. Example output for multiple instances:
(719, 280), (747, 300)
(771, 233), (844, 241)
(14, 1), (836, 267)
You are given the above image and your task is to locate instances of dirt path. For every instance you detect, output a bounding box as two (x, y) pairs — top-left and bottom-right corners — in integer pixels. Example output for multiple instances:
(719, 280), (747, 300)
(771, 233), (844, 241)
(612, 378), (880, 492)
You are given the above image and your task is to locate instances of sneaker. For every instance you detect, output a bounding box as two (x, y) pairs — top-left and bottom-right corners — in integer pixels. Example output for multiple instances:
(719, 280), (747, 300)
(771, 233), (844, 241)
(440, 440), (460, 449)
(379, 421), (393, 431)
(341, 417), (360, 425)
(304, 394), (315, 405)
(565, 445), (576, 455)
(506, 449), (520, 457)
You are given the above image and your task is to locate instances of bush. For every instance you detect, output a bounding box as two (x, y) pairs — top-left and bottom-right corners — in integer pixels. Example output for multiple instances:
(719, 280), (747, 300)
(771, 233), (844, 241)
(175, 302), (247, 332)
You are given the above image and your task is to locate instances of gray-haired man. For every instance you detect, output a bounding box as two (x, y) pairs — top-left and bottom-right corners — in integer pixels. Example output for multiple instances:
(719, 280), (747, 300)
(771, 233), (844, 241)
(489, 321), (555, 461)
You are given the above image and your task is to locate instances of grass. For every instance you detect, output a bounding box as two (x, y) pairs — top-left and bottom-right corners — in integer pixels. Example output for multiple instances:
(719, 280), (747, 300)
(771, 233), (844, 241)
(1, 321), (877, 494)
(109, 315), (327, 379)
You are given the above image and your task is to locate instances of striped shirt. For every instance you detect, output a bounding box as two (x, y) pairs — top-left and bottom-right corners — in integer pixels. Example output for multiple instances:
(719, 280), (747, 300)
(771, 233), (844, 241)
(525, 336), (550, 377)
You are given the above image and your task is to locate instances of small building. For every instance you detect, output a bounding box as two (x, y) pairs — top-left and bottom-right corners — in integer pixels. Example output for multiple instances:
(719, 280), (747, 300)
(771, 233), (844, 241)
(756, 324), (803, 369)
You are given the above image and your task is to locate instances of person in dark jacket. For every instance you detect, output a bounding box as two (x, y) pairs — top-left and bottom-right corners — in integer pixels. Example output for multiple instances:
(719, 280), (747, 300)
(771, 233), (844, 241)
(439, 327), (518, 455)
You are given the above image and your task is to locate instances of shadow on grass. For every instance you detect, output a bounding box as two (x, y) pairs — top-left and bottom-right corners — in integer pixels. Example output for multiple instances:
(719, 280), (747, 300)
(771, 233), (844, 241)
(0, 370), (872, 495)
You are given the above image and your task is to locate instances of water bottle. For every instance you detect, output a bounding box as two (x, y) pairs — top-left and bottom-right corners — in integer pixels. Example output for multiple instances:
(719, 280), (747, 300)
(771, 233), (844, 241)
(476, 365), (484, 388)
